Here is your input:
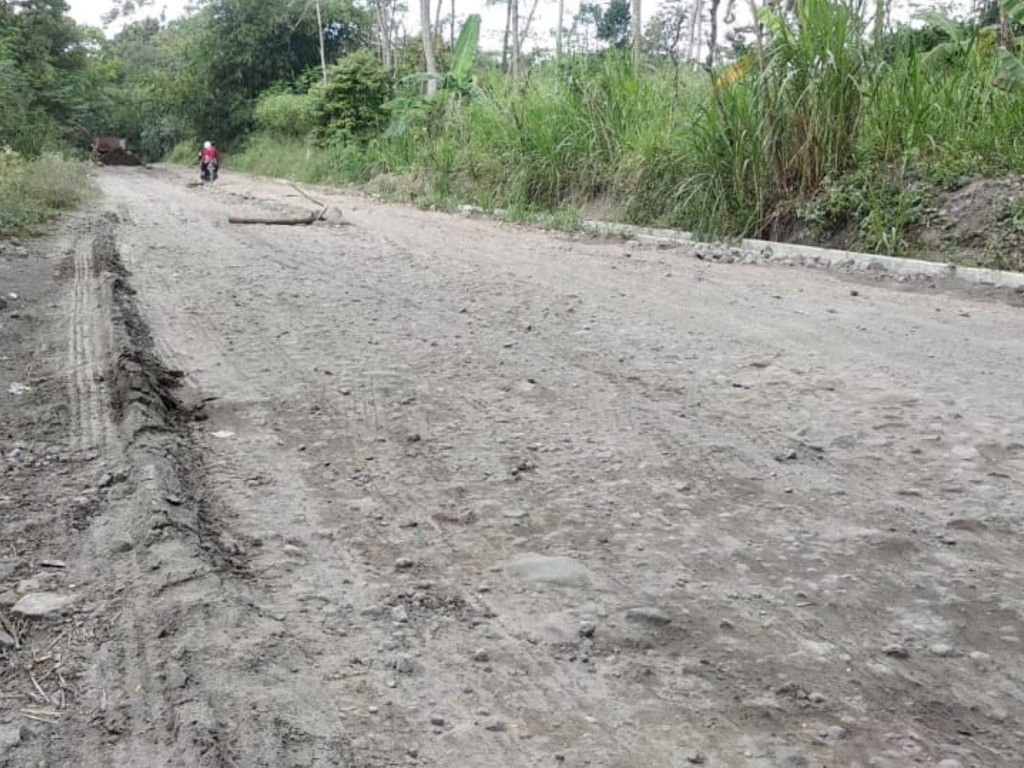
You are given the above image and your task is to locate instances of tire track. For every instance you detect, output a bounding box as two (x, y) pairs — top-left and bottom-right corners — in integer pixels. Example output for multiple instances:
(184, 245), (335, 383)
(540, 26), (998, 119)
(66, 233), (116, 453)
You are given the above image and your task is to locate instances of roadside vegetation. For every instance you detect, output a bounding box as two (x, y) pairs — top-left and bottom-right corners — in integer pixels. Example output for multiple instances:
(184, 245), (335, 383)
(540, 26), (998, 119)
(3, 0), (1024, 263)
(0, 152), (90, 237)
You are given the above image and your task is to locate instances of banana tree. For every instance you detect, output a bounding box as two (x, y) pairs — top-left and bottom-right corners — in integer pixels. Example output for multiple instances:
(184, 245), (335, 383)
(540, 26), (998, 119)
(995, 0), (1024, 90)
(917, 0), (1024, 91)
(383, 15), (482, 139)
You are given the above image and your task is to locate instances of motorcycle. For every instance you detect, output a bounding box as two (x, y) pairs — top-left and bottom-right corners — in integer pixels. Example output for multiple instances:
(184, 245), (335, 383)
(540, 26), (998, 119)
(200, 157), (219, 183)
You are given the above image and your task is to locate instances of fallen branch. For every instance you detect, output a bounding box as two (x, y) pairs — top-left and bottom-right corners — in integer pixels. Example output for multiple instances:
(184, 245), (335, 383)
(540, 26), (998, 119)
(290, 182), (326, 210)
(21, 707), (60, 723)
(228, 212), (318, 226)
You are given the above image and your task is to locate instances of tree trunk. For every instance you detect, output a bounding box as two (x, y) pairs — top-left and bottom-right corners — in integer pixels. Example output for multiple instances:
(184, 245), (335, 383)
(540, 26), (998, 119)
(502, 0), (511, 71)
(688, 0), (703, 62)
(421, 0), (438, 96)
(631, 0), (642, 67)
(705, 0), (720, 69)
(315, 0), (327, 85)
(872, 0), (887, 49)
(556, 0), (564, 58)
(379, 1), (394, 72)
(511, 0), (522, 78)
(434, 0), (444, 43)
(520, 0), (541, 48)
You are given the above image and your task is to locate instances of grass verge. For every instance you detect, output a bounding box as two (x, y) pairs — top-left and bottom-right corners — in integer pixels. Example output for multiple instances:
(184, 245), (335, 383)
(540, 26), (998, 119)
(0, 152), (91, 237)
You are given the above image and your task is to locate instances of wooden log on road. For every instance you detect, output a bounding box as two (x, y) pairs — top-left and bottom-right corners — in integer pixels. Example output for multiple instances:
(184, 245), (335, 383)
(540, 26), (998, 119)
(227, 212), (318, 226)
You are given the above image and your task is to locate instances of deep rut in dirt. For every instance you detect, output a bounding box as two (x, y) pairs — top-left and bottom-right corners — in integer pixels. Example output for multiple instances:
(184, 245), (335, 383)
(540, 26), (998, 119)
(73, 227), (366, 767)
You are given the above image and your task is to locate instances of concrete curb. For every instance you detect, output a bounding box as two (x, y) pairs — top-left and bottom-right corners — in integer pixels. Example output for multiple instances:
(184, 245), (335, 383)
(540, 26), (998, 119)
(580, 219), (1024, 292)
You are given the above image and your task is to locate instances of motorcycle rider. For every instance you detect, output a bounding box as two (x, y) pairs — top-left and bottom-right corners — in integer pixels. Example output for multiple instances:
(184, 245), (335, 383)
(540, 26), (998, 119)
(199, 140), (219, 182)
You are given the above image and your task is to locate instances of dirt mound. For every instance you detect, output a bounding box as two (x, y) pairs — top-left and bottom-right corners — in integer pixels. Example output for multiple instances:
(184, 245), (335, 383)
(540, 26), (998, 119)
(93, 148), (142, 167)
(916, 176), (1024, 270)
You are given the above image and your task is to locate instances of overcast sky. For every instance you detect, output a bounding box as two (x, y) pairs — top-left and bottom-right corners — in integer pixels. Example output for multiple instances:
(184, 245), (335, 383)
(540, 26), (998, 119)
(66, 0), (699, 52)
(66, 0), (946, 54)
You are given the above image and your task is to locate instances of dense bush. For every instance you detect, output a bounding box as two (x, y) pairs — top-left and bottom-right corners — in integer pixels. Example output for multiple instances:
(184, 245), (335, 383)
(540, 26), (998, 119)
(311, 50), (392, 144)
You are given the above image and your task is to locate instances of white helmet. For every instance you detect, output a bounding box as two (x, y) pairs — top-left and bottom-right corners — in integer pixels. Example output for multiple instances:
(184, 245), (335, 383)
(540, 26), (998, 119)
(203, 141), (212, 149)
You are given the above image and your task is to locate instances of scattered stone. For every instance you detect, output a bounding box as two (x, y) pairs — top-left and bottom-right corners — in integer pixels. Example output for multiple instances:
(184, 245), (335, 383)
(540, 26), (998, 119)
(110, 535), (134, 554)
(368, 706), (379, 714)
(0, 724), (22, 753)
(0, 557), (21, 582)
(625, 607), (672, 627)
(742, 695), (782, 715)
(39, 559), (66, 569)
(579, 621), (597, 638)
(340, 387), (352, 396)
(505, 553), (592, 587)
(396, 655), (415, 674)
(395, 557), (415, 570)
(686, 752), (706, 765)
(482, 718), (507, 732)
(391, 605), (410, 624)
(817, 725), (848, 744)
(12, 592), (76, 617)
(0, 630), (16, 648)
(97, 473), (115, 488)
(472, 648), (490, 662)
(503, 508), (530, 521)
(808, 691), (826, 704)
(430, 715), (446, 727)
(929, 643), (956, 657)
(773, 744), (808, 768)
(17, 573), (61, 593)
(882, 643), (909, 659)
(385, 679), (397, 688)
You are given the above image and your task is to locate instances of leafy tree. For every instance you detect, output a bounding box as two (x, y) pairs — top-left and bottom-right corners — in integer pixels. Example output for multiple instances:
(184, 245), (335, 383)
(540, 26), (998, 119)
(0, 0), (108, 153)
(180, 0), (372, 144)
(570, 2), (602, 53)
(311, 49), (391, 142)
(645, 0), (689, 97)
(598, 0), (631, 49)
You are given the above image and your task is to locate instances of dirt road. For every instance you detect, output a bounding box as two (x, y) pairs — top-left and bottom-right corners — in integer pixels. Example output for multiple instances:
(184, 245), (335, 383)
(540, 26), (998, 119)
(2, 165), (1024, 767)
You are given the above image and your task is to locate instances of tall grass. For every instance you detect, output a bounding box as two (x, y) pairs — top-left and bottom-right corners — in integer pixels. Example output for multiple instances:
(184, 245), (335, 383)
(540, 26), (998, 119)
(0, 152), (90, 236)
(222, 135), (371, 185)
(212, 2), (1024, 256)
(366, 55), (704, 216)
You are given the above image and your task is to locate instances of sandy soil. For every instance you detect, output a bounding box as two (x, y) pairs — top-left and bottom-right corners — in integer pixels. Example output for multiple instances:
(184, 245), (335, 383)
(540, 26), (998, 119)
(2, 164), (1024, 767)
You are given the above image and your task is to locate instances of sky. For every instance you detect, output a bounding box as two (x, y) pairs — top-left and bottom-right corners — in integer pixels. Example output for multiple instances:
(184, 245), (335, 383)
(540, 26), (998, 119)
(66, 0), (697, 53)
(66, 0), (951, 55)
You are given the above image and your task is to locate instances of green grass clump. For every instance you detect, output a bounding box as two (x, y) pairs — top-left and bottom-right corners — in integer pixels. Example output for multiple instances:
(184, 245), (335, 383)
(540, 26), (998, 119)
(0, 151), (90, 236)
(227, 135), (371, 185)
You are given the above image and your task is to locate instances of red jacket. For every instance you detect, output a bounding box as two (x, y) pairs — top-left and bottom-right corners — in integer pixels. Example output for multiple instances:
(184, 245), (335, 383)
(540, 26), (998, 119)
(200, 146), (219, 165)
